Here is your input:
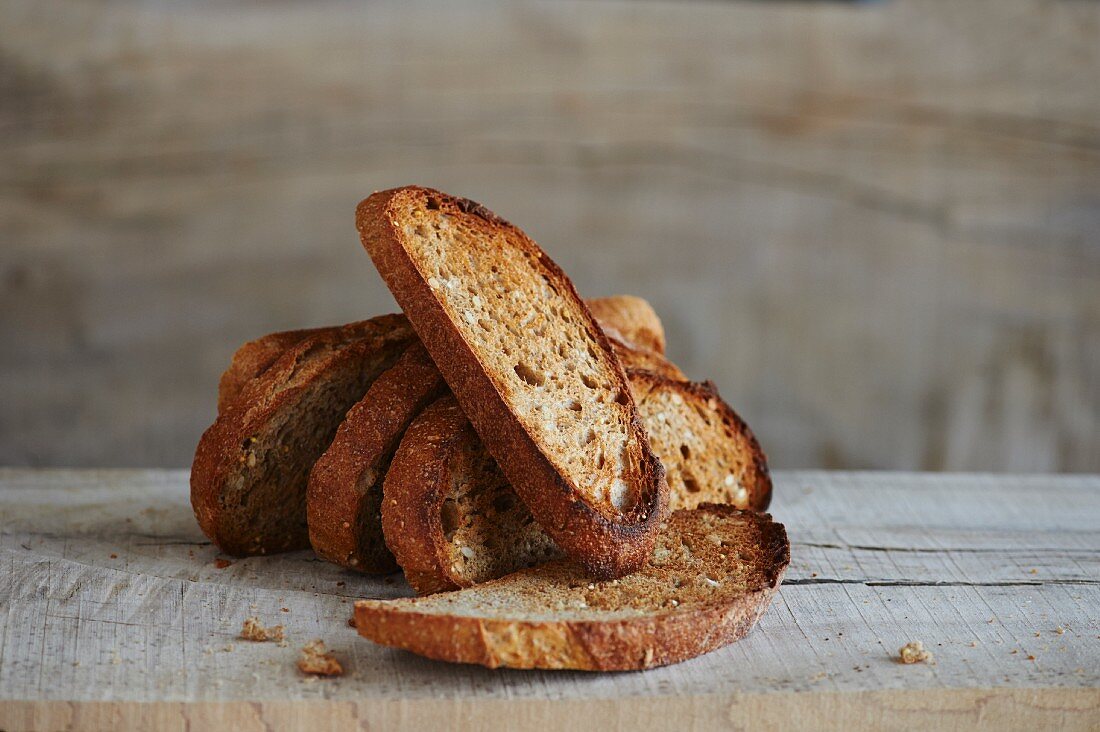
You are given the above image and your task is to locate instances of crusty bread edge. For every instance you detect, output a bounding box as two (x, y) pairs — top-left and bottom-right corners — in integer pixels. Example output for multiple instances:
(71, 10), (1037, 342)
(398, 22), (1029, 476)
(357, 187), (668, 579)
(381, 396), (473, 595)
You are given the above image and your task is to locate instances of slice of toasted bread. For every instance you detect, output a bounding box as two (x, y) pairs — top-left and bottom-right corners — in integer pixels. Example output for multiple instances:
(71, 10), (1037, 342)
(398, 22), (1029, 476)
(191, 315), (414, 555)
(356, 505), (788, 671)
(628, 370), (771, 511)
(358, 187), (667, 578)
(306, 342), (447, 573)
(587, 295), (666, 355)
(384, 371), (770, 594)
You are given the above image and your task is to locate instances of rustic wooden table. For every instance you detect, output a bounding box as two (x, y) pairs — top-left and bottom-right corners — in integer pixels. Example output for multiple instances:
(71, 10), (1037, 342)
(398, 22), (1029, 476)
(1, 469), (1097, 730)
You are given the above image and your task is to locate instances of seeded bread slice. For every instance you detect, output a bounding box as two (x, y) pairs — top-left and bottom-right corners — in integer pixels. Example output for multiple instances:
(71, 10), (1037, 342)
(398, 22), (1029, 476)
(306, 342), (447, 573)
(384, 372), (770, 595)
(358, 186), (667, 578)
(356, 505), (788, 671)
(190, 315), (414, 555)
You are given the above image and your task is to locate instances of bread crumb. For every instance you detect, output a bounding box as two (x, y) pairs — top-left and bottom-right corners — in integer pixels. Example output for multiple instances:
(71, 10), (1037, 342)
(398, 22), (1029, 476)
(109, 553), (118, 559)
(298, 640), (343, 677)
(1055, 626), (1065, 635)
(240, 617), (285, 642)
(223, 643), (235, 652)
(898, 641), (934, 665)
(214, 558), (233, 569)
(348, 616), (357, 628)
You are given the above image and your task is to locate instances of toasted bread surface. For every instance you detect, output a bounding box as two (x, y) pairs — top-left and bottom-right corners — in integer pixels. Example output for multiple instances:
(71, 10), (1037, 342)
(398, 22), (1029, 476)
(358, 186), (667, 578)
(384, 369), (770, 594)
(357, 505), (788, 671)
(190, 315), (414, 555)
(306, 342), (447, 573)
(629, 371), (771, 512)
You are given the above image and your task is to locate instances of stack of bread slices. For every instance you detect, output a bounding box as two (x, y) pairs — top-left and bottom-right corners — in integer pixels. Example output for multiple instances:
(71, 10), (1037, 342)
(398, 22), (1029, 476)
(192, 186), (789, 671)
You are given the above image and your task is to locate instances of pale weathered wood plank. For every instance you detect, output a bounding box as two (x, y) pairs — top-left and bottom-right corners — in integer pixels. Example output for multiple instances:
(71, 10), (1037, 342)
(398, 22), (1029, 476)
(0, 469), (1097, 730)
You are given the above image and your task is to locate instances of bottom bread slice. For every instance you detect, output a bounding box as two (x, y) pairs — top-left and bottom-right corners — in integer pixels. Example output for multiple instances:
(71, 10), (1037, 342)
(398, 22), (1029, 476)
(355, 505), (788, 671)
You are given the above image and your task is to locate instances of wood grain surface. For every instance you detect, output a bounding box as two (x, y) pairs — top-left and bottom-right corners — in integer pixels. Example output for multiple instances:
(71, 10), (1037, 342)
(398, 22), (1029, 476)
(2, 0), (1098, 473)
(0, 469), (1097, 730)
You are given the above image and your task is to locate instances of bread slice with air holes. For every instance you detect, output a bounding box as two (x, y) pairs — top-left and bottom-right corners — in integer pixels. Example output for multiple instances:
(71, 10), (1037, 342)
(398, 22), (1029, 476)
(358, 186), (668, 578)
(356, 505), (788, 671)
(190, 315), (414, 555)
(383, 371), (770, 595)
(215, 296), (667, 414)
(303, 299), (670, 575)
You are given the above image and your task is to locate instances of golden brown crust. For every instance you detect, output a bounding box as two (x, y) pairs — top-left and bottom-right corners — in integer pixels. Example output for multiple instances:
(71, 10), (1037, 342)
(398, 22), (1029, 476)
(217, 327), (325, 414)
(357, 187), (667, 579)
(190, 315), (414, 556)
(356, 506), (789, 671)
(307, 342), (447, 573)
(216, 319), (410, 414)
(381, 396), (476, 595)
(587, 295), (666, 355)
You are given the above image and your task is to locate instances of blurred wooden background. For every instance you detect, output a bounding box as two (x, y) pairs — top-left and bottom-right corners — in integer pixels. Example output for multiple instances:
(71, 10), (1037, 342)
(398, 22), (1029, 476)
(2, 0), (1098, 471)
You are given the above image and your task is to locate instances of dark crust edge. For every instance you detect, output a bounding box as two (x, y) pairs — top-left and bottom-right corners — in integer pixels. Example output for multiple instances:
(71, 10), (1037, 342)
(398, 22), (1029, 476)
(626, 369), (773, 511)
(215, 317), (410, 414)
(190, 315), (413, 555)
(381, 395), (474, 595)
(357, 186), (669, 579)
(307, 342), (447, 573)
(355, 507), (789, 671)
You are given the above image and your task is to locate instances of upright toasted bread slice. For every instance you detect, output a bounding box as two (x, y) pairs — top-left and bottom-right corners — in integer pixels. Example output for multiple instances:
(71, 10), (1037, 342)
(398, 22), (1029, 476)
(384, 372), (770, 595)
(306, 342), (447, 573)
(358, 187), (667, 578)
(356, 505), (789, 671)
(191, 315), (414, 555)
(303, 300), (665, 575)
(629, 371), (771, 511)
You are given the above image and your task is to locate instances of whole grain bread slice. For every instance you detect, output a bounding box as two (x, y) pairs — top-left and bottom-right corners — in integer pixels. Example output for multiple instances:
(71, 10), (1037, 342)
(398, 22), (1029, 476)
(306, 342), (447, 573)
(384, 371), (770, 595)
(302, 299), (662, 575)
(358, 186), (667, 578)
(191, 315), (414, 555)
(356, 505), (789, 671)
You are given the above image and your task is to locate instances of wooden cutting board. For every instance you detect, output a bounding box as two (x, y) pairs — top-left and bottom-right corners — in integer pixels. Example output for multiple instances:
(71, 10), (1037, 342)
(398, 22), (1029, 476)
(0, 469), (1097, 730)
